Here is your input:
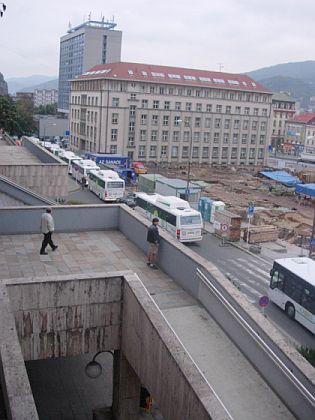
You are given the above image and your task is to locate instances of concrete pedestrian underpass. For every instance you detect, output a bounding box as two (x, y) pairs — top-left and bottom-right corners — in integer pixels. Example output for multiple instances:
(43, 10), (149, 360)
(0, 205), (314, 419)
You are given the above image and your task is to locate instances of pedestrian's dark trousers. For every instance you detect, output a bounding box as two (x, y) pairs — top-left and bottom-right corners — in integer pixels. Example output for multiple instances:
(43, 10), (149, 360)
(40, 231), (55, 252)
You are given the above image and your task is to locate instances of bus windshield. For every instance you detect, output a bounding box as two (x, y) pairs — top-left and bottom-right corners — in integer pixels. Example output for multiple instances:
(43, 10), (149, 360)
(180, 215), (201, 225)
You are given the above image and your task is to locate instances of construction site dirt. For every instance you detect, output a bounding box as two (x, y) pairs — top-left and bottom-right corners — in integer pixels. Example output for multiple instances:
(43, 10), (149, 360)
(151, 164), (315, 250)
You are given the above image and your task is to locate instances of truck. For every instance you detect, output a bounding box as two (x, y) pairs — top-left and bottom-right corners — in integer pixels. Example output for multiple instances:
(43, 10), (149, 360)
(85, 153), (130, 168)
(131, 161), (148, 174)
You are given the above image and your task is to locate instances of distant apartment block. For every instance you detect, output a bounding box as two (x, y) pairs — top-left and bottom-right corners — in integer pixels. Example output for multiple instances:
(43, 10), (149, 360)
(270, 92), (296, 150)
(285, 112), (315, 153)
(69, 62), (273, 166)
(34, 89), (58, 107)
(58, 19), (122, 113)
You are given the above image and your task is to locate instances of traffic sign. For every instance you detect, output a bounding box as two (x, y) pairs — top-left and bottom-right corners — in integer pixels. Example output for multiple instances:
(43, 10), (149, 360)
(259, 295), (270, 307)
(221, 223), (228, 232)
(247, 205), (255, 218)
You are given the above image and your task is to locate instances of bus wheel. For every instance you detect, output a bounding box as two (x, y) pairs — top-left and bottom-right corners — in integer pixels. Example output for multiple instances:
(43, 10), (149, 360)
(285, 303), (295, 319)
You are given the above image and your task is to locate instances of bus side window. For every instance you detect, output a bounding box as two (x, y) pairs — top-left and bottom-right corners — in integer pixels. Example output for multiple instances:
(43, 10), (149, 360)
(301, 288), (315, 315)
(284, 276), (303, 303)
(270, 270), (279, 289)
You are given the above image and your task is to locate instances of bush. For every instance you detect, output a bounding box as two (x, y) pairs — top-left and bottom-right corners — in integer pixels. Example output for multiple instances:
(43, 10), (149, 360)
(297, 346), (315, 367)
(64, 200), (83, 205)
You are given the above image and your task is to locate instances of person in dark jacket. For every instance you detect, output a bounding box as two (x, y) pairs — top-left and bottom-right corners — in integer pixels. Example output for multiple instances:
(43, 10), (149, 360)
(147, 217), (160, 269)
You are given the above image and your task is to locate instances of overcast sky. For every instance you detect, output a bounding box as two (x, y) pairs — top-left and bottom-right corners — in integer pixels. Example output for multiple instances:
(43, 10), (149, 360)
(1, 0), (314, 79)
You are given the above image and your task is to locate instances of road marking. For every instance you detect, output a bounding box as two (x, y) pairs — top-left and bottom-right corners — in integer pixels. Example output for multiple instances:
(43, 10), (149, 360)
(226, 259), (269, 284)
(225, 273), (265, 299)
(236, 258), (271, 276)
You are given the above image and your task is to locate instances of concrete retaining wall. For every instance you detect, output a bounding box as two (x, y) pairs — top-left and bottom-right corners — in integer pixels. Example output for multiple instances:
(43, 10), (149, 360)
(7, 274), (123, 360)
(122, 273), (230, 420)
(0, 205), (119, 234)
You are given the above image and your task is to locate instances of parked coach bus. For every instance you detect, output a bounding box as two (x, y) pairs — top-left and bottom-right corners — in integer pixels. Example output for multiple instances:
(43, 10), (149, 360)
(135, 193), (203, 243)
(72, 159), (100, 184)
(269, 257), (315, 334)
(59, 151), (83, 174)
(88, 169), (125, 202)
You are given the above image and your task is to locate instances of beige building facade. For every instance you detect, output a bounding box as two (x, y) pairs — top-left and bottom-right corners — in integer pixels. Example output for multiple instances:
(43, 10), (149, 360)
(270, 92), (296, 150)
(70, 62), (273, 166)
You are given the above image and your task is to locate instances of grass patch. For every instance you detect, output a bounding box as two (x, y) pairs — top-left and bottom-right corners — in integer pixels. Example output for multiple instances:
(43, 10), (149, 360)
(297, 346), (315, 367)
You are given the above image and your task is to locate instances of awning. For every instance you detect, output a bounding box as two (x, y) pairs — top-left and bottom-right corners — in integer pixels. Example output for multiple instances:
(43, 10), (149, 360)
(295, 183), (315, 197)
(260, 171), (300, 187)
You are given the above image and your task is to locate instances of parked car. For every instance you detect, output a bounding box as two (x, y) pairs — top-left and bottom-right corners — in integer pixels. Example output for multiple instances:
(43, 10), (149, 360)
(131, 161), (148, 174)
(118, 194), (137, 208)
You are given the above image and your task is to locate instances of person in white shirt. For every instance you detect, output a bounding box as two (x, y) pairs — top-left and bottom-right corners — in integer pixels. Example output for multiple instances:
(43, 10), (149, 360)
(40, 208), (58, 255)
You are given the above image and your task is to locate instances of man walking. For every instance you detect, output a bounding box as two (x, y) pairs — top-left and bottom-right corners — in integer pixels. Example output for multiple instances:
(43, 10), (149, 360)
(40, 208), (58, 255)
(147, 217), (160, 269)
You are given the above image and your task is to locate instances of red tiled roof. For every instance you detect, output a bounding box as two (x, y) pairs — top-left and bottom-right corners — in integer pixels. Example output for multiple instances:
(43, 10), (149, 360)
(289, 113), (315, 123)
(75, 62), (270, 93)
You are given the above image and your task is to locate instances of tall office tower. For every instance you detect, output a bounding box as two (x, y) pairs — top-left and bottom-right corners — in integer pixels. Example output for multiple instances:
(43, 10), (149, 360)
(58, 19), (122, 113)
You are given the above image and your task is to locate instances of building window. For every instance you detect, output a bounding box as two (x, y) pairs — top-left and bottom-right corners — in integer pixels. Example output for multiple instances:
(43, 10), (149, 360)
(215, 118), (221, 128)
(243, 120), (249, 130)
(160, 87), (165, 95)
(111, 129), (118, 141)
(196, 103), (202, 112)
(223, 133), (229, 144)
(138, 145), (146, 157)
(253, 108), (259, 116)
(110, 145), (117, 154)
(150, 146), (157, 157)
(142, 99), (148, 108)
(192, 147), (199, 158)
(194, 132), (200, 142)
(183, 131), (190, 142)
(171, 146), (179, 158)
(112, 97), (119, 107)
(244, 107), (250, 115)
(232, 133), (239, 143)
(163, 115), (169, 126)
(141, 114), (147, 125)
(153, 100), (159, 109)
(129, 105), (136, 116)
(162, 130), (169, 141)
(204, 132), (210, 143)
(161, 145), (168, 157)
(258, 148), (264, 159)
(259, 135), (265, 144)
(214, 132), (220, 143)
(129, 121), (135, 132)
(251, 134), (256, 144)
(224, 119), (230, 129)
(195, 117), (201, 127)
(202, 147), (209, 158)
(234, 119), (240, 129)
(164, 101), (170, 110)
(152, 115), (159, 125)
(173, 131), (180, 142)
(235, 106), (241, 114)
(112, 113), (118, 124)
(206, 104), (212, 112)
(226, 105), (231, 114)
(240, 148), (246, 158)
(186, 102), (192, 111)
(140, 130), (147, 141)
(212, 147), (219, 158)
(187, 89), (192, 97)
(231, 148), (237, 158)
(262, 108), (268, 116)
(175, 102), (181, 111)
(261, 121), (266, 131)
(174, 116), (181, 126)
(151, 130), (158, 141)
(242, 134), (248, 144)
(221, 147), (228, 158)
(216, 105), (222, 113)
(249, 148), (255, 158)
(252, 121), (258, 130)
(205, 118), (211, 128)
(182, 146), (189, 158)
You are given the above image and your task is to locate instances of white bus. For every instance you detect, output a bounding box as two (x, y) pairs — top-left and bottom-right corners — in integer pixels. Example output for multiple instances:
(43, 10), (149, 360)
(89, 169), (125, 201)
(59, 151), (83, 174)
(72, 159), (100, 184)
(269, 257), (315, 334)
(135, 193), (203, 243)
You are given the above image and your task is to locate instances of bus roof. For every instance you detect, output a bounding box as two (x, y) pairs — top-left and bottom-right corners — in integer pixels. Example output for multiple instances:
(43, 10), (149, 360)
(275, 257), (315, 285)
(137, 193), (200, 215)
(90, 169), (122, 180)
(75, 159), (99, 168)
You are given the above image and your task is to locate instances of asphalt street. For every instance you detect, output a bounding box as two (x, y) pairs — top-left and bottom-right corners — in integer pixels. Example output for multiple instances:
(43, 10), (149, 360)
(188, 232), (315, 348)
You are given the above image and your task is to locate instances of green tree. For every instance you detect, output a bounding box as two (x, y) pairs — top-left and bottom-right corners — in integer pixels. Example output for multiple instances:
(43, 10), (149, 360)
(34, 102), (57, 115)
(0, 95), (36, 136)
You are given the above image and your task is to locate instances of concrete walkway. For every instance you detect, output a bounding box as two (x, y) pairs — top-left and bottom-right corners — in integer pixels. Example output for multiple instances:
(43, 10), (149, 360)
(0, 230), (295, 419)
